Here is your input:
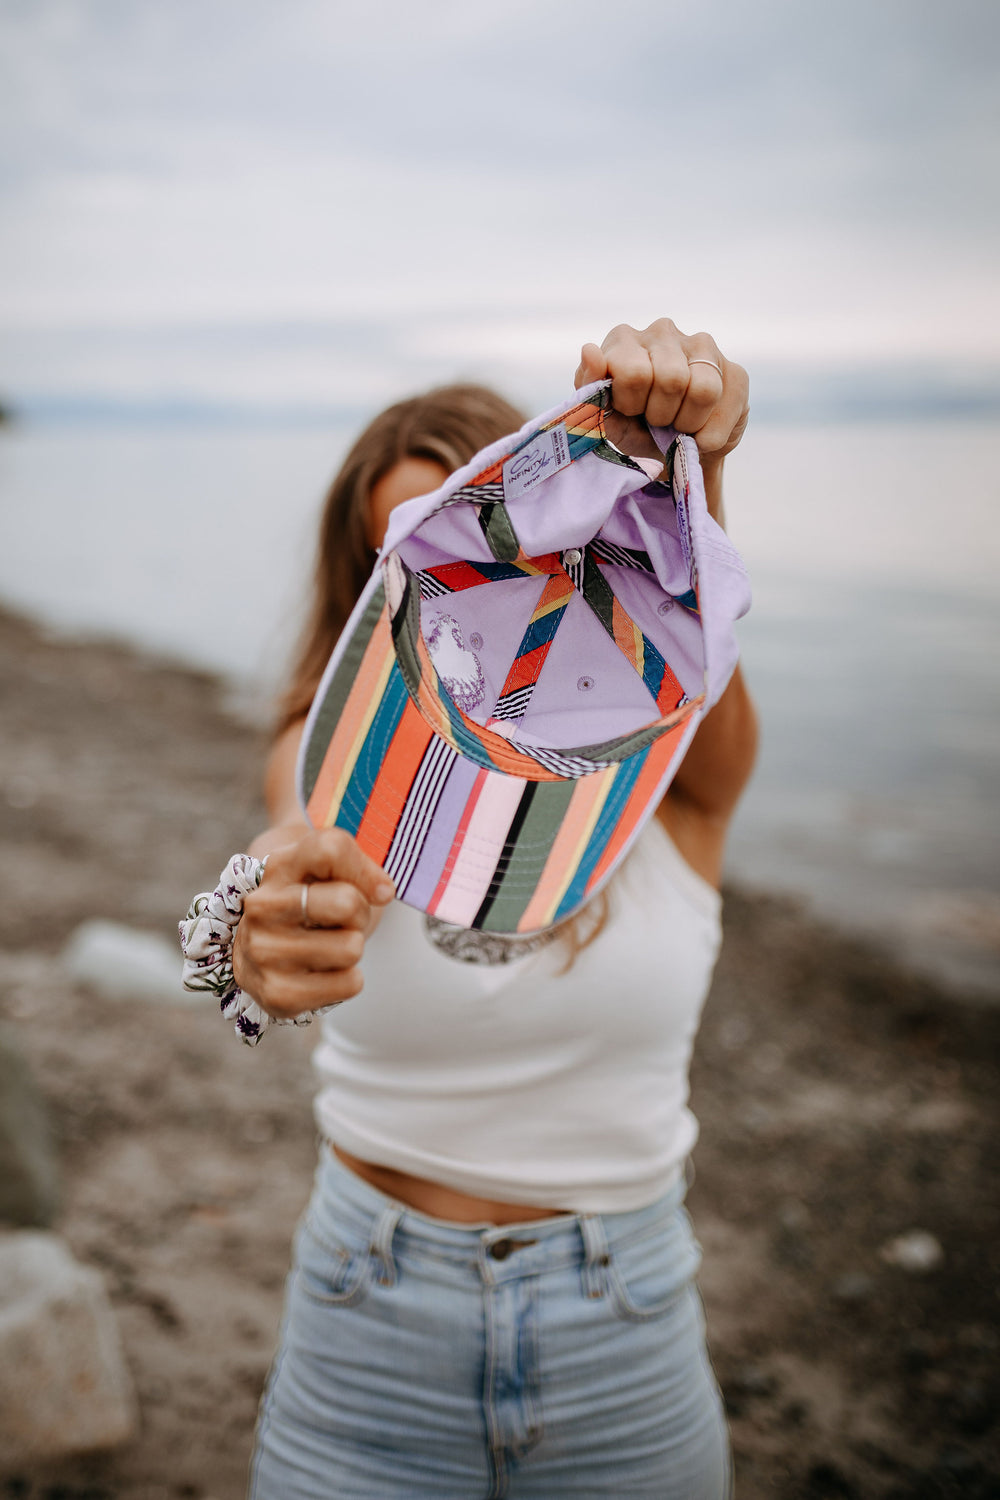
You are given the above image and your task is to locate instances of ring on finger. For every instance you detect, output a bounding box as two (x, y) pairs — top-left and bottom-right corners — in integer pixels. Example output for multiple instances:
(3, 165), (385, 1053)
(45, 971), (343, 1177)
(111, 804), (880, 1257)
(687, 358), (723, 378)
(300, 882), (316, 929)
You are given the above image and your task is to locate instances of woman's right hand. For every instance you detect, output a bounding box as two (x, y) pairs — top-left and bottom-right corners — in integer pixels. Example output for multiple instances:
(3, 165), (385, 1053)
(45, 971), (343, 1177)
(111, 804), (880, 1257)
(232, 827), (395, 1020)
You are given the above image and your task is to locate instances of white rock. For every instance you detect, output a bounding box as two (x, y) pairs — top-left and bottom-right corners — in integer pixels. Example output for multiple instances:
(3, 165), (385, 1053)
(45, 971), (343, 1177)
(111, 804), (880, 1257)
(879, 1229), (944, 1273)
(0, 1230), (137, 1467)
(63, 918), (201, 1004)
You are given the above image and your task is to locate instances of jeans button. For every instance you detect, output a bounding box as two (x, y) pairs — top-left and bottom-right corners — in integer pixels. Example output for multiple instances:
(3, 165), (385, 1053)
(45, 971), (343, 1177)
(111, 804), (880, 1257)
(488, 1238), (513, 1261)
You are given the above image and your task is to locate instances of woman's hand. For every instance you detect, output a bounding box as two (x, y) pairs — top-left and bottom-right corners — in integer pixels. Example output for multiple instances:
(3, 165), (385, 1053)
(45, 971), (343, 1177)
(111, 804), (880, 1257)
(575, 319), (749, 475)
(232, 827), (395, 1020)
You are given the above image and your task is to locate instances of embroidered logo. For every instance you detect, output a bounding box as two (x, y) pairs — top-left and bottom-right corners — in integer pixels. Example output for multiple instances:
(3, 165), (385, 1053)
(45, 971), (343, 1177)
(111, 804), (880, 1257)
(425, 613), (486, 711)
(502, 423), (571, 503)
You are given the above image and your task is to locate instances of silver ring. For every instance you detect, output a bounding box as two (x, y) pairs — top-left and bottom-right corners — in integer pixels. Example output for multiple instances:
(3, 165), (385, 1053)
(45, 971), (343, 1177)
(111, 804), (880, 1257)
(687, 358), (723, 378)
(300, 883), (315, 928)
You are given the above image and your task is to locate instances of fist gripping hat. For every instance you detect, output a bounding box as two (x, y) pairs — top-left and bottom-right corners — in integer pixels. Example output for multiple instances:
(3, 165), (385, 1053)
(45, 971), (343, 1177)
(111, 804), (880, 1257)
(297, 380), (751, 936)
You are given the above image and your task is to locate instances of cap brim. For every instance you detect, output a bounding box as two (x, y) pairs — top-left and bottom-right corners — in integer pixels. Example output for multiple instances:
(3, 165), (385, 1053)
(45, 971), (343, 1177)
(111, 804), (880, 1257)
(299, 575), (699, 935)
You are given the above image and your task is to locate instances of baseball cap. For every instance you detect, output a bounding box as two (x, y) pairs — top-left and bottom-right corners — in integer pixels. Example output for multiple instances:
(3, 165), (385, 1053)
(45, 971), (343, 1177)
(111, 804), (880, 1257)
(297, 379), (751, 936)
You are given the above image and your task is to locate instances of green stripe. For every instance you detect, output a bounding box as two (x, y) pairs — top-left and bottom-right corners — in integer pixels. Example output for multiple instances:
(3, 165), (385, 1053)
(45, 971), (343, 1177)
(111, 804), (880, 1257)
(563, 710), (693, 764)
(479, 502), (521, 562)
(480, 776), (578, 933)
(301, 586), (385, 802)
(581, 550), (617, 636)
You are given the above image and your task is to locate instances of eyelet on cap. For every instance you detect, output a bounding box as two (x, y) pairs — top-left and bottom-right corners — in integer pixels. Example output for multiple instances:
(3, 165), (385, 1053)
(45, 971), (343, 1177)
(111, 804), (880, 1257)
(469, 632), (483, 650)
(657, 599), (675, 616)
(563, 548), (583, 567)
(577, 675), (595, 692)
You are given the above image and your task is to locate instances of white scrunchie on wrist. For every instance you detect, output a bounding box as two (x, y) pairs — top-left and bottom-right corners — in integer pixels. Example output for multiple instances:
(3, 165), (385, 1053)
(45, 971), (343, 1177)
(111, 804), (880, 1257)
(179, 853), (314, 1046)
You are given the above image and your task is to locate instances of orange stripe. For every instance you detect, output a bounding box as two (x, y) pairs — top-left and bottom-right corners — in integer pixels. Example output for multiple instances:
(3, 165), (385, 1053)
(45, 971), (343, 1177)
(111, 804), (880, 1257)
(469, 456), (505, 486)
(555, 399), (604, 441)
(518, 773), (611, 932)
(426, 560), (495, 591)
(612, 596), (639, 670)
(655, 660), (686, 713)
(411, 629), (569, 781)
(306, 610), (394, 827)
(583, 720), (691, 894)
(353, 700), (434, 865)
(532, 573), (574, 617)
(498, 643), (549, 696)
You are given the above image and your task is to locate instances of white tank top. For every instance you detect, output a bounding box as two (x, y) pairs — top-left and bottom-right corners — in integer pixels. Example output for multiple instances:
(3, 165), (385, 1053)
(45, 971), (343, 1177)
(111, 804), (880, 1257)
(312, 819), (722, 1213)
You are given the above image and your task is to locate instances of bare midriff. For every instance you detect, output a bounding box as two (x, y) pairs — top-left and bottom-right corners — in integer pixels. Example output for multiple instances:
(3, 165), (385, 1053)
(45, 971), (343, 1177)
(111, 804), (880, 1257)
(333, 1146), (569, 1225)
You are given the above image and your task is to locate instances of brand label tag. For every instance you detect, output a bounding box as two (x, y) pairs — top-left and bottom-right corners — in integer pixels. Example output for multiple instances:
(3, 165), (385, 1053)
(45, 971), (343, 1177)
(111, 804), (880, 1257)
(502, 423), (571, 502)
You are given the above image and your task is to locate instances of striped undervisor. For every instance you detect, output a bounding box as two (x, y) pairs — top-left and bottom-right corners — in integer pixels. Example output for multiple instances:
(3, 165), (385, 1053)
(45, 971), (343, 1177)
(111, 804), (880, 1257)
(301, 585), (699, 935)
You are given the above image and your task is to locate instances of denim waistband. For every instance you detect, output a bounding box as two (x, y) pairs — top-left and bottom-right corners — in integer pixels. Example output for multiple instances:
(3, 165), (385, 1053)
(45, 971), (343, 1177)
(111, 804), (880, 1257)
(308, 1143), (696, 1292)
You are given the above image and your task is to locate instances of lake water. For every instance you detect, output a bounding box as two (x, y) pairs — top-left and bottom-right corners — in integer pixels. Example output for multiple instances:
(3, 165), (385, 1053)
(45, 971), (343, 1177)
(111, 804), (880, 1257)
(2, 416), (998, 996)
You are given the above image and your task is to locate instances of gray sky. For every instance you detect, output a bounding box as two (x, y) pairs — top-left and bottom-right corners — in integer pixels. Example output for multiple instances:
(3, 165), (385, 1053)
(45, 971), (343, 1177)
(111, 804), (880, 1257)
(1, 0), (998, 409)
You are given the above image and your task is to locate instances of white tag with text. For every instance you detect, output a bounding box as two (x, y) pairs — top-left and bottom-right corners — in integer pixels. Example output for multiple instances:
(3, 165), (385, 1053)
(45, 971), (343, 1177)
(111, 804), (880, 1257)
(502, 423), (571, 502)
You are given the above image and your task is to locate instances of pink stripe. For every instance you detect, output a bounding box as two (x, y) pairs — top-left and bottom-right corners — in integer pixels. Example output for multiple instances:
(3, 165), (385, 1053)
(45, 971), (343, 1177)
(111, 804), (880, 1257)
(427, 769), (488, 916)
(432, 771), (527, 927)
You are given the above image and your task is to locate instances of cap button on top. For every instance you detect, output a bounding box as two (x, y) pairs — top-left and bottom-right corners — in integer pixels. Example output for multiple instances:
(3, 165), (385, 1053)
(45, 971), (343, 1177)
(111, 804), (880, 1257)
(563, 548), (582, 567)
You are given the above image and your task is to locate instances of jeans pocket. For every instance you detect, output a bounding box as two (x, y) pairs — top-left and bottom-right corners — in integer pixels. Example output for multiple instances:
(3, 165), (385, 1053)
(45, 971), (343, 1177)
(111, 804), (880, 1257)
(605, 1224), (694, 1324)
(294, 1216), (375, 1309)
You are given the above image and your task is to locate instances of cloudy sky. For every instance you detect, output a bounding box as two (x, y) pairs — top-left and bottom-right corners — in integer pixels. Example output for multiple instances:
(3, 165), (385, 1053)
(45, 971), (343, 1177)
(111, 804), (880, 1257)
(1, 0), (998, 412)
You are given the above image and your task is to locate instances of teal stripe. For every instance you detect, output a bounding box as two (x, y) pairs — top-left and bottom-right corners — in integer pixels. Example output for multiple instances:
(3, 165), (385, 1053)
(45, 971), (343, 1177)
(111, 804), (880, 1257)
(334, 664), (409, 836)
(552, 750), (651, 922)
(437, 688), (511, 774)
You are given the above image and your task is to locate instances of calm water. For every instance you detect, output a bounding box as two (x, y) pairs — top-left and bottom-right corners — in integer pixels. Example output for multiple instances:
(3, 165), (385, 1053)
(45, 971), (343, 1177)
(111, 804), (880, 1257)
(2, 417), (998, 995)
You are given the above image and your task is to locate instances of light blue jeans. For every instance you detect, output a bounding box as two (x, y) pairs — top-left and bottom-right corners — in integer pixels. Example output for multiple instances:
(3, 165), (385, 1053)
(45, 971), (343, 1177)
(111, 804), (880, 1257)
(249, 1147), (731, 1499)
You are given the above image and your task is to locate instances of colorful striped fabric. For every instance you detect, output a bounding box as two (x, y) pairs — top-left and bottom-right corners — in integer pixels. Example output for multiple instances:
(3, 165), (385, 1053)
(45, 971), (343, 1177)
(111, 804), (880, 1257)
(299, 380), (749, 935)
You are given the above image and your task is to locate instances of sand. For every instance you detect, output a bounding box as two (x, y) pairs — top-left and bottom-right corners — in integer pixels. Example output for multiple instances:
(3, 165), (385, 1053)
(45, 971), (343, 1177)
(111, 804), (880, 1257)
(1, 604), (997, 1500)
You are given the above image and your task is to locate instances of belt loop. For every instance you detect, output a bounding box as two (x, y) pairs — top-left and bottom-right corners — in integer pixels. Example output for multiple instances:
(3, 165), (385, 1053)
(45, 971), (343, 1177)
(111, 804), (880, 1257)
(369, 1204), (403, 1289)
(578, 1214), (611, 1301)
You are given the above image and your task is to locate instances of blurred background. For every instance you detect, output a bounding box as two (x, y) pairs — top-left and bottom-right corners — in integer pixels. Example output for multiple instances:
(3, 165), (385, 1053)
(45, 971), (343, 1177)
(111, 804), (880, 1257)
(2, 0), (998, 995)
(1, 5), (999, 1497)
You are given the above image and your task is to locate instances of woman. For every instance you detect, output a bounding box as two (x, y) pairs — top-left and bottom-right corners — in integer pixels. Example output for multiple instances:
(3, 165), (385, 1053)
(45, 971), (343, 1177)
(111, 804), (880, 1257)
(233, 319), (756, 1498)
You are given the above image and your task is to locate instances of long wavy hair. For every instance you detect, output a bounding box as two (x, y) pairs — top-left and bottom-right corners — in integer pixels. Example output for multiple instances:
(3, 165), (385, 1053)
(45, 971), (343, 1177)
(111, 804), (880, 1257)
(278, 384), (527, 733)
(278, 382), (609, 960)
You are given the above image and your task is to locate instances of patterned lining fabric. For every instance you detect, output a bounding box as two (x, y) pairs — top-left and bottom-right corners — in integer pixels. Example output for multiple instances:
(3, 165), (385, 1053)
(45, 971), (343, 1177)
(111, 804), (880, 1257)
(422, 914), (558, 965)
(298, 382), (748, 937)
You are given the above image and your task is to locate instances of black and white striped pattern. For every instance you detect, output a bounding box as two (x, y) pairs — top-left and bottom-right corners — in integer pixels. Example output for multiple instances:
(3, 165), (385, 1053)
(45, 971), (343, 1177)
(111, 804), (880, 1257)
(437, 481), (505, 510)
(561, 549), (586, 592)
(383, 737), (459, 894)
(490, 685), (533, 721)
(589, 538), (655, 572)
(527, 744), (616, 778)
(416, 571), (452, 599)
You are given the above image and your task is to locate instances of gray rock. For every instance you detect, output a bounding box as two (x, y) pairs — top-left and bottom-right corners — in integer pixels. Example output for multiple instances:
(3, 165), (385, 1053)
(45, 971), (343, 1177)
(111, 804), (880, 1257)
(0, 1023), (59, 1228)
(879, 1228), (944, 1273)
(63, 918), (200, 1004)
(0, 1230), (137, 1468)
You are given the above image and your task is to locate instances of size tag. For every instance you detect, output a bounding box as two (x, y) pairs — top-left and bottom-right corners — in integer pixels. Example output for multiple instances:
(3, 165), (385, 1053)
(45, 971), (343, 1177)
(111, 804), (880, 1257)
(502, 423), (571, 502)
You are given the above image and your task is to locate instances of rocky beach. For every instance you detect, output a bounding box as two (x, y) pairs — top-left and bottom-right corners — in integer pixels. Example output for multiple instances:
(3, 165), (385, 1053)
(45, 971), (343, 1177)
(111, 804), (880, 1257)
(1, 603), (997, 1500)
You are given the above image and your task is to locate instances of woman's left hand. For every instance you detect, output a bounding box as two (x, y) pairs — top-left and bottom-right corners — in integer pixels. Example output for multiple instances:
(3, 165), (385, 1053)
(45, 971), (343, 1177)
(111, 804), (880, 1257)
(575, 319), (749, 472)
